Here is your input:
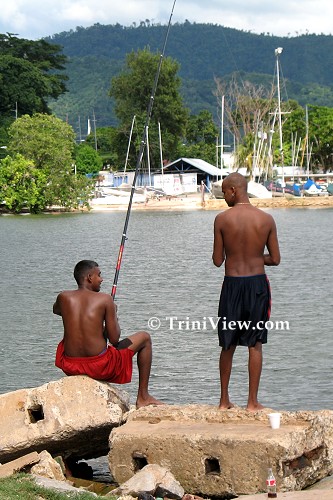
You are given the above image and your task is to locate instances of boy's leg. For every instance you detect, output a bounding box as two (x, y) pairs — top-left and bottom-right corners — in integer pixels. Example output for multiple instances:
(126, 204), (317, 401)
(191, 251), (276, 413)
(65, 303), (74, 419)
(126, 331), (164, 408)
(247, 341), (264, 411)
(219, 345), (236, 409)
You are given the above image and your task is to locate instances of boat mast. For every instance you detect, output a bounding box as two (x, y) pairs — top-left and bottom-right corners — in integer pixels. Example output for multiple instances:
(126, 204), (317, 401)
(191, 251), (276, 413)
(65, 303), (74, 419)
(220, 95), (224, 179)
(146, 126), (151, 186)
(123, 115), (136, 183)
(275, 47), (284, 193)
(305, 105), (310, 177)
(158, 121), (164, 190)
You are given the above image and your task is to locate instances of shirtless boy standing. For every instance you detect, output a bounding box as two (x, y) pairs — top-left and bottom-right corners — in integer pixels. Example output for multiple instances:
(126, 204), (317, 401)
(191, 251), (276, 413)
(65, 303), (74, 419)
(53, 260), (162, 408)
(212, 173), (280, 411)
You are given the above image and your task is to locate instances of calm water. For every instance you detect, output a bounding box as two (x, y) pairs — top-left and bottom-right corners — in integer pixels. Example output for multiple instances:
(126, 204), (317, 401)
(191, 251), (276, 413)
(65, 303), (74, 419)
(1, 207), (333, 411)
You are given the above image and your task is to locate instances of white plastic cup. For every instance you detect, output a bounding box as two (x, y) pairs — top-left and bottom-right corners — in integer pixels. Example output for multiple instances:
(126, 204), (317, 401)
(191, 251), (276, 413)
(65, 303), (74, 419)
(268, 413), (281, 429)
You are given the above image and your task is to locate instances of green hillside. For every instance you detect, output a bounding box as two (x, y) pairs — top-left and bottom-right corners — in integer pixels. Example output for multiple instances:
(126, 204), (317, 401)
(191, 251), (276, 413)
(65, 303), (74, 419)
(47, 22), (333, 130)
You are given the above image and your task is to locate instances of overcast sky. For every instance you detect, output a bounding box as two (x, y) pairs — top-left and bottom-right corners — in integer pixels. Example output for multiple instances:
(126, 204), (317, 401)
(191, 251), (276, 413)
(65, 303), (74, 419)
(1, 0), (332, 40)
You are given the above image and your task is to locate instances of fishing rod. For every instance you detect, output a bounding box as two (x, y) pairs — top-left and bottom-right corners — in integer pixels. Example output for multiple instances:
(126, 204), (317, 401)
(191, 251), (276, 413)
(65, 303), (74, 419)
(111, 0), (177, 299)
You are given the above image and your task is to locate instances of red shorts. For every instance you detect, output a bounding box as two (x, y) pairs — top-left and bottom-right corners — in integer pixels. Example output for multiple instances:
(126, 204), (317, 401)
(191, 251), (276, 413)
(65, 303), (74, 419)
(55, 339), (135, 384)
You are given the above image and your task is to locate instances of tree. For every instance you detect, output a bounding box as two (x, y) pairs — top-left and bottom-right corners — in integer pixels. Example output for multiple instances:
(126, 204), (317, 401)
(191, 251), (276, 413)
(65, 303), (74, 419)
(6, 113), (93, 211)
(214, 76), (311, 174)
(177, 110), (219, 164)
(85, 126), (122, 167)
(0, 154), (47, 213)
(74, 143), (103, 175)
(0, 34), (67, 126)
(308, 105), (333, 171)
(8, 113), (75, 171)
(109, 48), (188, 169)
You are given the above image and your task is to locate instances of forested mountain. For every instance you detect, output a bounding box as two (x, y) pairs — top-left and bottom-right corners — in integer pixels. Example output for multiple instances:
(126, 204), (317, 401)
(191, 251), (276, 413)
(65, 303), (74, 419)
(46, 22), (333, 132)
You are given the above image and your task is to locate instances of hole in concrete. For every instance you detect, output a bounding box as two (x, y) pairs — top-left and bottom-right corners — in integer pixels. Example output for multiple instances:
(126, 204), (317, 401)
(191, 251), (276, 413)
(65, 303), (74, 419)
(282, 445), (325, 477)
(27, 404), (44, 423)
(133, 454), (148, 472)
(205, 457), (221, 475)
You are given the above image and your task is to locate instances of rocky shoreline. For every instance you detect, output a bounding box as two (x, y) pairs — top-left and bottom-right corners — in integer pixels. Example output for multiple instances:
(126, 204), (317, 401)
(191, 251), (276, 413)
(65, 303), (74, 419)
(1, 377), (333, 498)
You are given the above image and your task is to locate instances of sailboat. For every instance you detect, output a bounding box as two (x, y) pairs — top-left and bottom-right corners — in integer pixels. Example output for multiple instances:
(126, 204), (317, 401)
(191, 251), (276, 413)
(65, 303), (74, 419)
(211, 95), (272, 199)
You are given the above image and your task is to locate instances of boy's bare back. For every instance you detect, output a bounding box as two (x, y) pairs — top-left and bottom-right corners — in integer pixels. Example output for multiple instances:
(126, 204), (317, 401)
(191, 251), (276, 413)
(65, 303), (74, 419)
(54, 289), (120, 357)
(213, 204), (280, 276)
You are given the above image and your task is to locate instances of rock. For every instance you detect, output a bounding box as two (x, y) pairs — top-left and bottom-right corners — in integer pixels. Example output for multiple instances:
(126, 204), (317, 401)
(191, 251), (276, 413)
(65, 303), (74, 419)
(182, 495), (206, 500)
(0, 451), (39, 478)
(116, 496), (137, 500)
(33, 474), (98, 497)
(0, 376), (130, 463)
(306, 474), (333, 490)
(108, 405), (333, 497)
(30, 450), (66, 481)
(109, 464), (184, 499)
(138, 494), (155, 500)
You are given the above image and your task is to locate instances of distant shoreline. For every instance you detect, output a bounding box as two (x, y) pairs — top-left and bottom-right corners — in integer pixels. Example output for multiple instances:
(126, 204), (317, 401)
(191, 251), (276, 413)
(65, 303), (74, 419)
(2, 194), (332, 215)
(90, 194), (333, 212)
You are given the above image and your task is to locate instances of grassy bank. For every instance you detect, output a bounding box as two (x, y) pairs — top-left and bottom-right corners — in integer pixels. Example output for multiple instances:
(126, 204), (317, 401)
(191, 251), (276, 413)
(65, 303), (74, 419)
(0, 473), (99, 499)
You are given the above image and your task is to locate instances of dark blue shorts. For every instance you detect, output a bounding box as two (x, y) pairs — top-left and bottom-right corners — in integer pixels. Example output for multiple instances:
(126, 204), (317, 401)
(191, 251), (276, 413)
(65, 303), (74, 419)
(218, 274), (271, 350)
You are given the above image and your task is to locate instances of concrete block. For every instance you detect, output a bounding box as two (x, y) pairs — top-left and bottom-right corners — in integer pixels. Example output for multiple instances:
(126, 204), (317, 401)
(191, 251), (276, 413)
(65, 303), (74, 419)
(0, 376), (130, 463)
(108, 405), (333, 497)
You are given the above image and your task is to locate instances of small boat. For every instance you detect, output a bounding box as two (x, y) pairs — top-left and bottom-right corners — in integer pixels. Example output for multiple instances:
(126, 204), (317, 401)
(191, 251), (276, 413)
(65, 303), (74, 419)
(264, 180), (302, 197)
(247, 180), (272, 199)
(302, 178), (326, 196)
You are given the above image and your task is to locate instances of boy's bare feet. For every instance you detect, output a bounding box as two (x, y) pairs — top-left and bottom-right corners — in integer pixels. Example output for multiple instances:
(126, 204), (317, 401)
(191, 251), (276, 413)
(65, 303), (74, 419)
(218, 399), (235, 410)
(136, 395), (165, 409)
(246, 402), (265, 412)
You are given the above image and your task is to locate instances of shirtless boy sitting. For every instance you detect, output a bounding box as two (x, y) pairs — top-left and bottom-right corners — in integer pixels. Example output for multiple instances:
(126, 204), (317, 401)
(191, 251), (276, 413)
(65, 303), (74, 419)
(53, 259), (162, 408)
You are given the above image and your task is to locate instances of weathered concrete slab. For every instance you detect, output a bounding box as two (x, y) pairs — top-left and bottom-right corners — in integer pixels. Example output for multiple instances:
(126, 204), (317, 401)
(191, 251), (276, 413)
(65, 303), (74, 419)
(0, 452), (39, 478)
(0, 376), (130, 463)
(108, 405), (333, 497)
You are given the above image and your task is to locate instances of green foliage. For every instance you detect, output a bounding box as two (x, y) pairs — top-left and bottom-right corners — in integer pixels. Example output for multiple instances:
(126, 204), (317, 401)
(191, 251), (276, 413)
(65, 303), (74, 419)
(110, 48), (187, 132)
(47, 23), (333, 129)
(0, 33), (67, 124)
(308, 105), (333, 171)
(85, 126), (122, 168)
(109, 48), (188, 169)
(0, 154), (47, 213)
(74, 143), (103, 175)
(177, 110), (219, 164)
(46, 168), (94, 210)
(49, 55), (122, 131)
(4, 113), (94, 211)
(8, 113), (75, 171)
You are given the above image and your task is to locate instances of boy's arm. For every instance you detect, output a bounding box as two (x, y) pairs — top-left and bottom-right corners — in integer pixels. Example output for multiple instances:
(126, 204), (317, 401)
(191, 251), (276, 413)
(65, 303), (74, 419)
(104, 296), (121, 345)
(53, 294), (62, 316)
(264, 219), (281, 266)
(212, 215), (225, 267)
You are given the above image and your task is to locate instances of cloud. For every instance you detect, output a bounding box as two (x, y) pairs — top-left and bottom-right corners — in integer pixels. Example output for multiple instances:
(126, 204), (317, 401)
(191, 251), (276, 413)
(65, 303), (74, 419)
(0, 0), (332, 40)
